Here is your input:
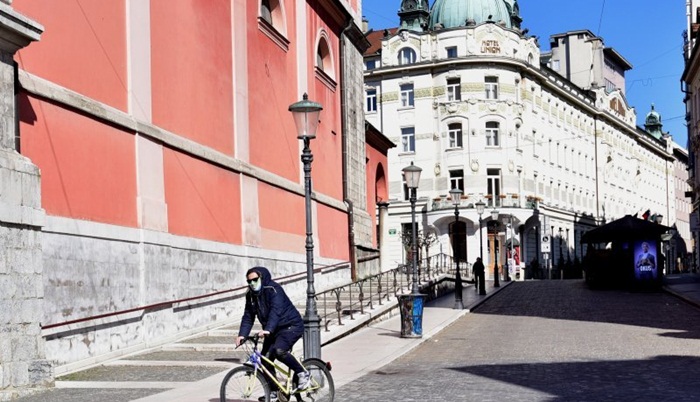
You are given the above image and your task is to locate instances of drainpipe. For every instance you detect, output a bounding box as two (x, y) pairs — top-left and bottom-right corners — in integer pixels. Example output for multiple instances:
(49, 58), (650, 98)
(340, 19), (358, 281)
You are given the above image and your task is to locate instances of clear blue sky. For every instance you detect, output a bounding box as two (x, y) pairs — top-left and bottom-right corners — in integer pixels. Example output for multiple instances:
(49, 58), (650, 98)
(362, 0), (688, 146)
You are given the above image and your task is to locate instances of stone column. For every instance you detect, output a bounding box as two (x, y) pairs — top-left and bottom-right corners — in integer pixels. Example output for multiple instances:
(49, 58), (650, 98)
(0, 3), (49, 400)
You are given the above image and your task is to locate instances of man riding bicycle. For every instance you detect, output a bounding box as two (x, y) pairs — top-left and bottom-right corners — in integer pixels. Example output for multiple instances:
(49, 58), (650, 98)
(236, 266), (310, 401)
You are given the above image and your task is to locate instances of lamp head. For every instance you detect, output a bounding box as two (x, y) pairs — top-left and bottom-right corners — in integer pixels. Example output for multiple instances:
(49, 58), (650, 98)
(475, 201), (485, 215)
(449, 188), (463, 206)
(490, 209), (499, 221)
(289, 93), (323, 139)
(402, 162), (422, 189)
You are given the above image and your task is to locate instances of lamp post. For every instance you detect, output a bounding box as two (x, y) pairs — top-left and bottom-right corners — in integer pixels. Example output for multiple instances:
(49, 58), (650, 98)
(398, 162), (425, 338)
(475, 201), (486, 295)
(558, 227), (563, 280)
(506, 214), (514, 282)
(450, 188), (464, 309)
(403, 162), (422, 294)
(289, 93), (323, 360)
(491, 208), (500, 287)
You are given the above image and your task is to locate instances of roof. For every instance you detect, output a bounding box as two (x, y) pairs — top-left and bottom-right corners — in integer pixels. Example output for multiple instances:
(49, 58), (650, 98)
(429, 0), (513, 30)
(364, 28), (398, 57)
(581, 215), (671, 244)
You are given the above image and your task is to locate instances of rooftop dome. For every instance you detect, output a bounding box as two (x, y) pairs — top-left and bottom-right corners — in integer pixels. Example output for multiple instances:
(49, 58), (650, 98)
(429, 0), (513, 30)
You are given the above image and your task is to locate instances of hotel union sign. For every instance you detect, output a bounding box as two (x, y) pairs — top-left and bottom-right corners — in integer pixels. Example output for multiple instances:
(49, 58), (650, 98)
(481, 40), (501, 54)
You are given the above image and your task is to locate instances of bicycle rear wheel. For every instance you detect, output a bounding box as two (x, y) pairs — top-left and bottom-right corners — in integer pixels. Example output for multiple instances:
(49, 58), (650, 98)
(298, 358), (334, 402)
(220, 366), (270, 402)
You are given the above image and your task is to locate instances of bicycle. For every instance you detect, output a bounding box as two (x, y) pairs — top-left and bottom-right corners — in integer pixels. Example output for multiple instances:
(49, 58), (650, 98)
(220, 335), (334, 402)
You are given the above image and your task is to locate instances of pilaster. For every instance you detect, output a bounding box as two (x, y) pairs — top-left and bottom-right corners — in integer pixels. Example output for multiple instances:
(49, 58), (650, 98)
(0, 2), (51, 400)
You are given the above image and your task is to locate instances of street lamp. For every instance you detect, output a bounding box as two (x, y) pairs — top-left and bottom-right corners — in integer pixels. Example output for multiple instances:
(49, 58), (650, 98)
(289, 93), (323, 360)
(449, 188), (464, 309)
(655, 214), (664, 225)
(399, 162), (424, 338)
(403, 162), (422, 294)
(475, 201), (486, 295)
(491, 208), (500, 287)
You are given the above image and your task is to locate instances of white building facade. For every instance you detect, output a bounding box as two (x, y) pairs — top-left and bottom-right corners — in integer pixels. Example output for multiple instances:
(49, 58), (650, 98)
(366, 0), (682, 279)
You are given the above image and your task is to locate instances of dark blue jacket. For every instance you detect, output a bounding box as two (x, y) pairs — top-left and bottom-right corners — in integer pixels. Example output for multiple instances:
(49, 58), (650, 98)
(238, 266), (303, 337)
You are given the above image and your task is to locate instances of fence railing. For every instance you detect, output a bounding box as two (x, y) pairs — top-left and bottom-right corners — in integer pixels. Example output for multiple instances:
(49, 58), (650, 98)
(315, 252), (470, 332)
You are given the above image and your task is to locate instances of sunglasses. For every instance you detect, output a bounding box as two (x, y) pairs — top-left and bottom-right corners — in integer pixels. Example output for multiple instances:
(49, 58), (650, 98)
(247, 277), (260, 284)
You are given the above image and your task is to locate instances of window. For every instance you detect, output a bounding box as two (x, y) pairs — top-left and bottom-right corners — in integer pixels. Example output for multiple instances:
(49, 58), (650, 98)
(487, 168), (501, 207)
(366, 89), (377, 112)
(448, 123), (462, 148)
(400, 83), (414, 107)
(485, 76), (499, 99)
(398, 47), (416, 65)
(605, 78), (616, 93)
(401, 127), (415, 153)
(316, 47), (325, 71)
(449, 169), (464, 192)
(551, 60), (560, 71)
(447, 78), (461, 101)
(485, 122), (500, 147)
(446, 46), (458, 58)
(365, 59), (377, 70)
(261, 0), (272, 24)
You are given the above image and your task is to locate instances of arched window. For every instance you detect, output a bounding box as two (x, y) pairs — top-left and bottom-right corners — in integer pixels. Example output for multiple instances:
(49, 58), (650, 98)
(398, 47), (416, 65)
(316, 36), (332, 75)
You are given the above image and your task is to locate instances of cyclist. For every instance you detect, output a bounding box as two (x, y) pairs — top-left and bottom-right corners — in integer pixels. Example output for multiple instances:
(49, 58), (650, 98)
(236, 266), (310, 401)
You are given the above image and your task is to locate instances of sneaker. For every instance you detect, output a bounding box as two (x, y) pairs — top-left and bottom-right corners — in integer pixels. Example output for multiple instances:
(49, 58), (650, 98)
(258, 391), (277, 401)
(295, 371), (311, 392)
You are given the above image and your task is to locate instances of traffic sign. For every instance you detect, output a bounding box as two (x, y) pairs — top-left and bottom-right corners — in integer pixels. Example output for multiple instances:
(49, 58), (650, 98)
(541, 235), (551, 252)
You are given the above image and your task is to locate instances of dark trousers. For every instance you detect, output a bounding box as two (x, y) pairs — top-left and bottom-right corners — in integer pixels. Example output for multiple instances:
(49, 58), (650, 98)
(260, 325), (305, 388)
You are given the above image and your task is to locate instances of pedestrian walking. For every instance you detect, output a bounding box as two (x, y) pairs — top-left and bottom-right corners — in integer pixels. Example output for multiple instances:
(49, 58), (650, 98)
(473, 257), (486, 295)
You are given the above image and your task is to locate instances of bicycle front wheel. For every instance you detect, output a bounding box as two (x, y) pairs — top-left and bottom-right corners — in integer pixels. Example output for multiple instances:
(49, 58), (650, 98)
(299, 358), (334, 402)
(220, 366), (270, 402)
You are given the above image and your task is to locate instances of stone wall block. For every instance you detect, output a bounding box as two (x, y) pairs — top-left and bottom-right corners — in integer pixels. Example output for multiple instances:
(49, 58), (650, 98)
(9, 361), (29, 387)
(20, 171), (40, 209)
(28, 360), (52, 386)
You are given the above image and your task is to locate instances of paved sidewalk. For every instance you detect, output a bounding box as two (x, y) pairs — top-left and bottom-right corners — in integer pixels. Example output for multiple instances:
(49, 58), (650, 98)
(131, 280), (512, 401)
(664, 273), (700, 309)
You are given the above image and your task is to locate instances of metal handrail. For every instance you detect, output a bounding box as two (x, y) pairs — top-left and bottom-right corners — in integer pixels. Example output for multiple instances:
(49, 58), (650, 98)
(315, 252), (460, 332)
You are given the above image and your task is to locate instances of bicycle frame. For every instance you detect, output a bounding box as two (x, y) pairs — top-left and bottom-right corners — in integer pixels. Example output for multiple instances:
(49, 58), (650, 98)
(241, 337), (319, 397)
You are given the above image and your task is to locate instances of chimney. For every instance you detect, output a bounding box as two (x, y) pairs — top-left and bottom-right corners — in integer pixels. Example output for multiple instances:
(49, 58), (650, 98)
(362, 16), (369, 33)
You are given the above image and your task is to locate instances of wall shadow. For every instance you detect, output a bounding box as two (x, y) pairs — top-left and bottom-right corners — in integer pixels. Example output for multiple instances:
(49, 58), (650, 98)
(472, 281), (700, 340)
(452, 355), (700, 401)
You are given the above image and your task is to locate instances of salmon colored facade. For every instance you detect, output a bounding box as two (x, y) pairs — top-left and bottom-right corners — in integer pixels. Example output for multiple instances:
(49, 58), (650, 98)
(7, 0), (378, 373)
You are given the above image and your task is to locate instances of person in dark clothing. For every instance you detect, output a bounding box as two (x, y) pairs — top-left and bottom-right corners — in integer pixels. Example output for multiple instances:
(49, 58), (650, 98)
(236, 266), (310, 400)
(472, 257), (486, 295)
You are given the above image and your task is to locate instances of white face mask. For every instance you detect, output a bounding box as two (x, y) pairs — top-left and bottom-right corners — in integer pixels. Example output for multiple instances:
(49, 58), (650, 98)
(248, 277), (262, 291)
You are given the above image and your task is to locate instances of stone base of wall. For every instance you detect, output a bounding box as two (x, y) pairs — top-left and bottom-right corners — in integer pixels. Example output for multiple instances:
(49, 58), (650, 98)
(0, 150), (52, 398)
(40, 217), (351, 374)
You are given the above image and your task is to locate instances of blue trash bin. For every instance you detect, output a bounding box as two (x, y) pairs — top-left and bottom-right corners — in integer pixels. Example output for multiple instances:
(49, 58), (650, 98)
(398, 293), (426, 338)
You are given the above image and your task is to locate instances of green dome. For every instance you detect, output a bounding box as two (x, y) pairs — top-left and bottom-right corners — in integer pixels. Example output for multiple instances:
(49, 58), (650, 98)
(429, 0), (513, 30)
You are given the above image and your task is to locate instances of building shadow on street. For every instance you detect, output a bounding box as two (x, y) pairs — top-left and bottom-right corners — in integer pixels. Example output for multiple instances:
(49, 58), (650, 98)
(471, 280), (700, 340)
(451, 355), (700, 401)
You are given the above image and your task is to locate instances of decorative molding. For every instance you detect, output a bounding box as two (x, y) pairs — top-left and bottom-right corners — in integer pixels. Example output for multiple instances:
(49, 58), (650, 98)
(257, 18), (289, 52)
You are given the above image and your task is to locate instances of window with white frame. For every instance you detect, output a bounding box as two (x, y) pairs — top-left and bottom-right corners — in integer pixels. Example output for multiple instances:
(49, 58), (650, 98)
(400, 83), (414, 107)
(366, 89), (377, 112)
(487, 168), (501, 206)
(485, 76), (499, 99)
(401, 127), (415, 153)
(449, 169), (464, 192)
(448, 123), (462, 148)
(398, 47), (416, 65)
(485, 121), (500, 147)
(447, 78), (461, 101)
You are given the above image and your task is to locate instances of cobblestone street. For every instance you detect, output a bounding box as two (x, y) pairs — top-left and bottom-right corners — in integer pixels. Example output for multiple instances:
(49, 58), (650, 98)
(335, 280), (700, 401)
